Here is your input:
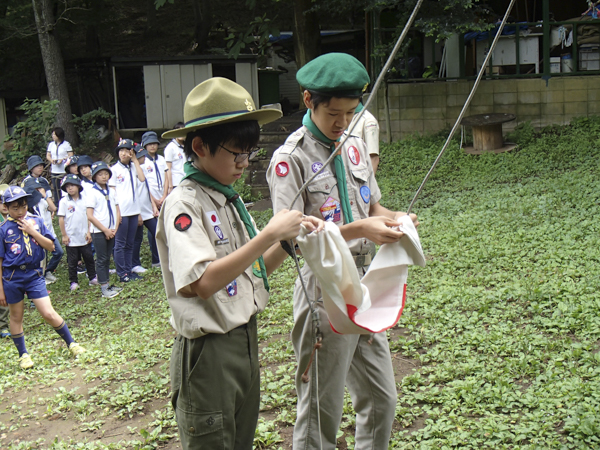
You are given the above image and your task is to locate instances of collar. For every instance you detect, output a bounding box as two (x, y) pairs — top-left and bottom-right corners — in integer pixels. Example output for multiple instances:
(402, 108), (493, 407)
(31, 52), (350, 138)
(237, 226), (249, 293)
(118, 161), (131, 169)
(303, 126), (334, 150)
(184, 179), (227, 207)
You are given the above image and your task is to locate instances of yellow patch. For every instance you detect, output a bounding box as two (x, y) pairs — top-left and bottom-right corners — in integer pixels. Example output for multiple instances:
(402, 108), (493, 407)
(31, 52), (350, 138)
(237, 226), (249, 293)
(253, 260), (261, 271)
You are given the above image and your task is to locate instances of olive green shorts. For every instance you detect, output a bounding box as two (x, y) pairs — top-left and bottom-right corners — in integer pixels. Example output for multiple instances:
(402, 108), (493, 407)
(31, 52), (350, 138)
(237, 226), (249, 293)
(170, 316), (259, 450)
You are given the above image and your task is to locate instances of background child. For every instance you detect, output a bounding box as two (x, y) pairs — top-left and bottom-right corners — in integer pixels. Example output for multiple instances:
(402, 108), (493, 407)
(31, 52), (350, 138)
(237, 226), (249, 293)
(109, 139), (145, 282)
(87, 162), (121, 298)
(0, 186), (85, 370)
(23, 178), (63, 285)
(46, 127), (74, 203)
(77, 155), (95, 193)
(132, 146), (160, 272)
(140, 131), (169, 209)
(58, 175), (98, 291)
(163, 123), (186, 191)
(0, 186), (9, 339)
(23, 155), (55, 211)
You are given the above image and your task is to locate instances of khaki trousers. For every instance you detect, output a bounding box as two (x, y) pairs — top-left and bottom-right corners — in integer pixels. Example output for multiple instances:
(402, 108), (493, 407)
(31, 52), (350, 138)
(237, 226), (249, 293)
(170, 316), (259, 450)
(292, 265), (397, 450)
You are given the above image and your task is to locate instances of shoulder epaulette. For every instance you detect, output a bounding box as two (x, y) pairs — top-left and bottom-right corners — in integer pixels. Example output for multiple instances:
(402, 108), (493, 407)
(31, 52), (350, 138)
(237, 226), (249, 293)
(278, 129), (305, 156)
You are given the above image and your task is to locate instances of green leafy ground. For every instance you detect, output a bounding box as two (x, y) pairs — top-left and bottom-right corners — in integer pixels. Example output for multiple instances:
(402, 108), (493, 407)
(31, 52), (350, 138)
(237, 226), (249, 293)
(1, 118), (599, 449)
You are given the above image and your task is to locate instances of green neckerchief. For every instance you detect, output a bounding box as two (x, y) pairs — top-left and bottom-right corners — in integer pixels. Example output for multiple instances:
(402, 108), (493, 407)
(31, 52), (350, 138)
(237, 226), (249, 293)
(182, 162), (269, 292)
(302, 109), (354, 224)
(355, 102), (364, 114)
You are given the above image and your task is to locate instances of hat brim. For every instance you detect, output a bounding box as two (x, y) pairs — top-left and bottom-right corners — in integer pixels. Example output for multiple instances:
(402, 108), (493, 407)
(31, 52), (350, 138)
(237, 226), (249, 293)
(161, 108), (283, 139)
(143, 139), (160, 147)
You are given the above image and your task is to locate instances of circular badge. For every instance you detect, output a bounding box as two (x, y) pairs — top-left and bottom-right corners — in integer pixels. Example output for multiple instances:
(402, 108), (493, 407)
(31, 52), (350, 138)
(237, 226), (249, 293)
(360, 186), (371, 203)
(275, 162), (289, 177)
(214, 226), (224, 240)
(348, 146), (360, 165)
(311, 162), (323, 173)
(174, 213), (192, 231)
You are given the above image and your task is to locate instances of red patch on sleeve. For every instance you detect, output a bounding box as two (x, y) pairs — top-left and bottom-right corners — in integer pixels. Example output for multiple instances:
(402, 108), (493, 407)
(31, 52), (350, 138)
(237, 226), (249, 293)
(174, 213), (192, 231)
(275, 162), (289, 177)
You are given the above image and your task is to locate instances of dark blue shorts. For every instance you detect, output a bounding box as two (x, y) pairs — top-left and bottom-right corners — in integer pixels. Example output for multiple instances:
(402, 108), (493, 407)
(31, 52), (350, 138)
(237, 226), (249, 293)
(2, 267), (48, 304)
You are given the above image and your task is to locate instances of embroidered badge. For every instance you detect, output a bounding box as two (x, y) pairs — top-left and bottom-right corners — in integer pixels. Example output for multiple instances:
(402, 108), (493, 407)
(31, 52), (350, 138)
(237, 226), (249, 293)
(252, 259), (263, 278)
(244, 99), (254, 111)
(177, 152), (184, 159)
(314, 170), (331, 181)
(226, 280), (238, 297)
(275, 162), (289, 177)
(215, 238), (230, 245)
(311, 162), (323, 173)
(206, 211), (221, 226)
(320, 197), (342, 222)
(214, 226), (224, 240)
(174, 213), (192, 231)
(11, 243), (21, 255)
(68, 205), (75, 213)
(360, 186), (371, 203)
(348, 146), (360, 165)
(147, 166), (154, 173)
(117, 174), (125, 183)
(7, 229), (13, 235)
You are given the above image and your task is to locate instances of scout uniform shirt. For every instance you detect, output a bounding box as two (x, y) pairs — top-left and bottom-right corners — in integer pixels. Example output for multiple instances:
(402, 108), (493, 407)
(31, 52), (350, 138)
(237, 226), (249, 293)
(109, 162), (141, 217)
(164, 140), (186, 187)
(57, 195), (89, 247)
(80, 177), (95, 194)
(267, 125), (380, 257)
(46, 140), (73, 175)
(0, 213), (53, 267)
(141, 154), (168, 200)
(347, 109), (380, 157)
(156, 178), (269, 339)
(86, 185), (119, 233)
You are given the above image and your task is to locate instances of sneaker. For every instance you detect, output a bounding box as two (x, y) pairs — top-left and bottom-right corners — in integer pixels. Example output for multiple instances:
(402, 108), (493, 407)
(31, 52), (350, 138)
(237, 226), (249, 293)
(70, 282), (79, 291)
(76, 263), (86, 275)
(0, 329), (10, 338)
(109, 284), (123, 293)
(151, 263), (161, 269)
(69, 342), (86, 357)
(88, 276), (99, 286)
(120, 275), (131, 283)
(19, 353), (34, 369)
(101, 285), (120, 298)
(132, 265), (147, 274)
(130, 273), (143, 281)
(109, 269), (117, 275)
(45, 271), (57, 284)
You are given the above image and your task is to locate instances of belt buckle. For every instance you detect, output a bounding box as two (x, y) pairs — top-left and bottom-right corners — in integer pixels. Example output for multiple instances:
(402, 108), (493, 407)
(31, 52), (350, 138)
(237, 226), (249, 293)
(19, 265), (26, 271)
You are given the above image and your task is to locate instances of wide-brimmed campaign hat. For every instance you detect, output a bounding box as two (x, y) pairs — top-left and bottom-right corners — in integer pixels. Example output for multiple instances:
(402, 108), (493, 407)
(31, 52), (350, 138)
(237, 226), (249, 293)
(162, 77), (282, 139)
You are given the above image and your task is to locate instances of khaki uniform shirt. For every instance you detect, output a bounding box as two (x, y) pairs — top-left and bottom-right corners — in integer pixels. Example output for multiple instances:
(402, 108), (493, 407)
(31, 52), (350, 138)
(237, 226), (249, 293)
(347, 109), (380, 156)
(156, 178), (269, 339)
(267, 126), (381, 257)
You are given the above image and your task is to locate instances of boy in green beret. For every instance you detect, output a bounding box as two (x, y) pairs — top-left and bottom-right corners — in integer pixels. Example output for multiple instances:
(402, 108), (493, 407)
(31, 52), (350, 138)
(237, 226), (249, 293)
(156, 77), (323, 449)
(267, 52), (419, 449)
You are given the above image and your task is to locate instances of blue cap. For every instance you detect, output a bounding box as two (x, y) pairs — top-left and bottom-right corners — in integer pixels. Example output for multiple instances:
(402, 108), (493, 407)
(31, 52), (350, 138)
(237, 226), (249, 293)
(77, 155), (93, 167)
(61, 174), (83, 192)
(141, 131), (160, 148)
(115, 138), (135, 154)
(136, 147), (149, 159)
(27, 155), (44, 172)
(2, 186), (31, 204)
(23, 177), (44, 194)
(91, 161), (112, 179)
(65, 155), (79, 170)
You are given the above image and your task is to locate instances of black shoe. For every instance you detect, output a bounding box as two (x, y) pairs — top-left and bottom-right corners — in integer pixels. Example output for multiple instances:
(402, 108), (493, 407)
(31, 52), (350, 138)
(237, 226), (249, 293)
(77, 263), (86, 275)
(120, 275), (132, 283)
(130, 273), (143, 281)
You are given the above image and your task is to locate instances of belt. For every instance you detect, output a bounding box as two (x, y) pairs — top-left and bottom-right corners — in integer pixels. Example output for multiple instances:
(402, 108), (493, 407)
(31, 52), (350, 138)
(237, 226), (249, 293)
(4, 264), (41, 271)
(353, 244), (377, 268)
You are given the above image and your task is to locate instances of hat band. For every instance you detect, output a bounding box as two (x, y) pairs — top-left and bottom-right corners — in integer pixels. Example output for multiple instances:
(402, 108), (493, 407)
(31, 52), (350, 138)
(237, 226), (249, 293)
(185, 110), (251, 128)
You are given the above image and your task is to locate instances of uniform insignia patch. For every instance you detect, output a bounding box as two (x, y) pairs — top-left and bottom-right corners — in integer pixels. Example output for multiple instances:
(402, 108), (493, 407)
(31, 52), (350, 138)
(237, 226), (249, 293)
(11, 243), (21, 255)
(117, 175), (125, 183)
(252, 259), (263, 278)
(7, 229), (13, 235)
(226, 280), (238, 297)
(311, 162), (323, 173)
(215, 238), (230, 245)
(174, 213), (192, 231)
(360, 186), (371, 203)
(206, 211), (221, 226)
(348, 146), (360, 165)
(68, 205), (75, 213)
(275, 162), (289, 177)
(320, 197), (342, 222)
(214, 226), (224, 240)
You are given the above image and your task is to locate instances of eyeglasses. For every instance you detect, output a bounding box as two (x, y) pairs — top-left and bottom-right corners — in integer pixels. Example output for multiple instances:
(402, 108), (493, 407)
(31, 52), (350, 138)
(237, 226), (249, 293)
(219, 144), (260, 163)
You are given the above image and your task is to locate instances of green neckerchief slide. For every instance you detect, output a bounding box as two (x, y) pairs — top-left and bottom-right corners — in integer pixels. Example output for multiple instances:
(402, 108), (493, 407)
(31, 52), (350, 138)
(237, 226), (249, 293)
(302, 109), (354, 224)
(182, 162), (269, 292)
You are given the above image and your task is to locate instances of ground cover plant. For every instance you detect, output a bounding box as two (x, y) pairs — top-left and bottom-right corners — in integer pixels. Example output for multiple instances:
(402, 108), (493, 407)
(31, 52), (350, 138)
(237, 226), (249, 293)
(0, 117), (599, 449)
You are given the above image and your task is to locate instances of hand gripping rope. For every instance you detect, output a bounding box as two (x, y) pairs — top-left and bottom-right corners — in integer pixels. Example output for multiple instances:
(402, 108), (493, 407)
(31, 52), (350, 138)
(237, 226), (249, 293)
(284, 0), (516, 446)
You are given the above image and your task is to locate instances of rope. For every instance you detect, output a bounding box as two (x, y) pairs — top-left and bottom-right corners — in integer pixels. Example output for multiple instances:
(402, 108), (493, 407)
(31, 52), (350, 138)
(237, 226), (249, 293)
(406, 0), (517, 215)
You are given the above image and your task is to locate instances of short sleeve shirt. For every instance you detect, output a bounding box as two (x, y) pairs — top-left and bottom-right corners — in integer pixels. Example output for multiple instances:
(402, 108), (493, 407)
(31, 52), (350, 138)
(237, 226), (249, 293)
(80, 177), (95, 195)
(57, 195), (88, 247)
(142, 155), (168, 200)
(136, 180), (154, 221)
(46, 141), (73, 174)
(156, 178), (269, 339)
(267, 126), (381, 256)
(164, 140), (186, 187)
(109, 162), (141, 217)
(0, 214), (53, 266)
(86, 185), (119, 233)
(37, 198), (56, 238)
(347, 109), (380, 156)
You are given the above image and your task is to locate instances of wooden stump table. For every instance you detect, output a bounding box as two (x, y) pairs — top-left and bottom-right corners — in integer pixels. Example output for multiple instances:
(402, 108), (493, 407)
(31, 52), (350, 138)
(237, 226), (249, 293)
(461, 113), (517, 155)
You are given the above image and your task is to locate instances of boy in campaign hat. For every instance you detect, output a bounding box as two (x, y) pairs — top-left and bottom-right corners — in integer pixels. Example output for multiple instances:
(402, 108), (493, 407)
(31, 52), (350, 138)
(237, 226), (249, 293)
(267, 52), (419, 449)
(0, 186), (85, 369)
(156, 77), (323, 449)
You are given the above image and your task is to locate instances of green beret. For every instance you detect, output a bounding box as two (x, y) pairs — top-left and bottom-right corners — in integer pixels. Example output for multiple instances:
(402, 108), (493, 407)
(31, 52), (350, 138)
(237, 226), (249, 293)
(296, 53), (370, 97)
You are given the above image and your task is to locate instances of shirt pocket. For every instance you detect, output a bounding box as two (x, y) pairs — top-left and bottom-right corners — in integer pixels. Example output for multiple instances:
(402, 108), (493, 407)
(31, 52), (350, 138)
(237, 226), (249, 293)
(350, 167), (372, 218)
(307, 177), (341, 222)
(213, 269), (253, 304)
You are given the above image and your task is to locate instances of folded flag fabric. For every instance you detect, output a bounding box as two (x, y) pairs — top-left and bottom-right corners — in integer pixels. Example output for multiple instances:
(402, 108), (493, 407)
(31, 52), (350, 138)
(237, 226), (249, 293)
(296, 215), (425, 334)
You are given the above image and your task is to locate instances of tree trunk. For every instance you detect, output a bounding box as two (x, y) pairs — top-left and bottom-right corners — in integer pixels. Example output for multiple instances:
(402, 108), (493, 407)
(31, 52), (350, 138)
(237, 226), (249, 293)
(146, 0), (157, 34)
(292, 0), (321, 70)
(31, 0), (78, 145)
(190, 0), (212, 52)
